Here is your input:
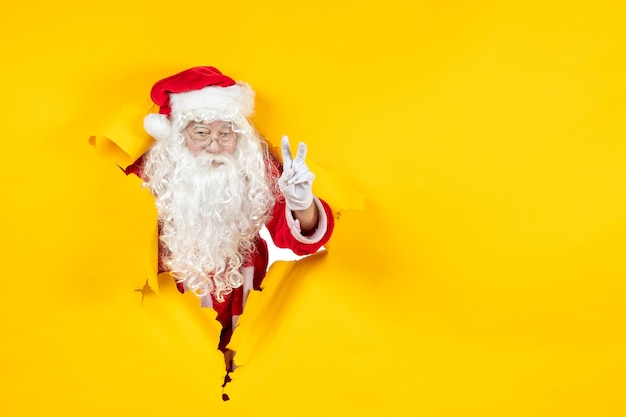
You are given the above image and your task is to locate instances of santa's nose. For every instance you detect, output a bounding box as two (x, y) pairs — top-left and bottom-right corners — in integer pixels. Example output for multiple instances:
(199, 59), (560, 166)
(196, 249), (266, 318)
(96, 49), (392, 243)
(203, 139), (223, 153)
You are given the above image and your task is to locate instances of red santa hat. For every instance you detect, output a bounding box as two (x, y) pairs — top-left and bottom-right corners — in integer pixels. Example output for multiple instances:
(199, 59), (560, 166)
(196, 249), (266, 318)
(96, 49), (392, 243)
(144, 66), (255, 141)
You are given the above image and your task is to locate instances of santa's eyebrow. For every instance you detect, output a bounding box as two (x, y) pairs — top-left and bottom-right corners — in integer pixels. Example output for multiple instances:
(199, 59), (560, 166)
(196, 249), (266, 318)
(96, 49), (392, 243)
(185, 122), (233, 132)
(186, 122), (206, 130)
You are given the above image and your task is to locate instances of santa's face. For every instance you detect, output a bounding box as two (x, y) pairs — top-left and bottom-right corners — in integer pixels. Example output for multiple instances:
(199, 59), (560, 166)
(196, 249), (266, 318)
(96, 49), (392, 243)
(142, 119), (275, 301)
(183, 120), (237, 157)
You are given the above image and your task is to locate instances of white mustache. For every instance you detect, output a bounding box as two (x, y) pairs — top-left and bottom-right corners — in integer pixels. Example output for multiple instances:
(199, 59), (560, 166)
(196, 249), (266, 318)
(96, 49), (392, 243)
(195, 152), (233, 168)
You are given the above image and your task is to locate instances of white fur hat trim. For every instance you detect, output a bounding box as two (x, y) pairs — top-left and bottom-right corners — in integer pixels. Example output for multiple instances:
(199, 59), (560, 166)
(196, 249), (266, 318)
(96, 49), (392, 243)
(170, 82), (255, 119)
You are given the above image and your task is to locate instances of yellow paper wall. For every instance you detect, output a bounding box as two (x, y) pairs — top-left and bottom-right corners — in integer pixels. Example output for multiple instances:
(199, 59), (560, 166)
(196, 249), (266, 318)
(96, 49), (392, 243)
(2, 1), (626, 416)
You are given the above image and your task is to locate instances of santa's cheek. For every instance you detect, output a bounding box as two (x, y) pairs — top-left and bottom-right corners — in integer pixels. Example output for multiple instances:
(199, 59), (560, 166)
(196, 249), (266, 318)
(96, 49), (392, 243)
(184, 139), (202, 153)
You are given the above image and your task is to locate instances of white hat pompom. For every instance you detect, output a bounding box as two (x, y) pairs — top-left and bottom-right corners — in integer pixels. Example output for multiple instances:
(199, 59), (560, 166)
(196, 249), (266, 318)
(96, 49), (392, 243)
(144, 113), (172, 141)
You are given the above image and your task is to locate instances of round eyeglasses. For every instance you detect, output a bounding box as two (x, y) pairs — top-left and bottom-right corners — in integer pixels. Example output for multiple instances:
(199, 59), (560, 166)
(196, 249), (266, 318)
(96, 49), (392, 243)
(185, 125), (237, 149)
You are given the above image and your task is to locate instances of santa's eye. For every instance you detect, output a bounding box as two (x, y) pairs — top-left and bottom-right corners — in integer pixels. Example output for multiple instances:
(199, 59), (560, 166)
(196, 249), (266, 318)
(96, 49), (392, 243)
(192, 131), (210, 139)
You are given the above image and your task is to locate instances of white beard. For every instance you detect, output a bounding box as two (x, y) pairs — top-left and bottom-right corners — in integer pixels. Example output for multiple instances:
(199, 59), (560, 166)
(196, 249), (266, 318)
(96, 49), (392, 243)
(143, 135), (274, 302)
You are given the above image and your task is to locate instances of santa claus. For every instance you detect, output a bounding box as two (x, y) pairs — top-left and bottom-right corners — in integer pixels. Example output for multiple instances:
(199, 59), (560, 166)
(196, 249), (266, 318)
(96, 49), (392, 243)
(125, 66), (334, 377)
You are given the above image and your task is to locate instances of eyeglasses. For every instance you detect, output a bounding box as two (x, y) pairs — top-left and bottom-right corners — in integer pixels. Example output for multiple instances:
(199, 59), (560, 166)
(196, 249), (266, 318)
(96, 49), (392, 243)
(185, 126), (238, 149)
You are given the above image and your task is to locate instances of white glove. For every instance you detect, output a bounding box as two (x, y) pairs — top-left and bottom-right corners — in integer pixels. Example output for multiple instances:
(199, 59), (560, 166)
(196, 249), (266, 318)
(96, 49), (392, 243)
(278, 135), (315, 211)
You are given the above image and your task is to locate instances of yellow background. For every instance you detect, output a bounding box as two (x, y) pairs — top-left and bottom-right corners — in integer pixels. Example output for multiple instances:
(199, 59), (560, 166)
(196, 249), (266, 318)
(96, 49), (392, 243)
(2, 1), (625, 416)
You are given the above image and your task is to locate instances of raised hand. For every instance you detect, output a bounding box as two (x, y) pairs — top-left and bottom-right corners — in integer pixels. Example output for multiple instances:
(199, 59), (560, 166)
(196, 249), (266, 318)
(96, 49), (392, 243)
(278, 135), (315, 211)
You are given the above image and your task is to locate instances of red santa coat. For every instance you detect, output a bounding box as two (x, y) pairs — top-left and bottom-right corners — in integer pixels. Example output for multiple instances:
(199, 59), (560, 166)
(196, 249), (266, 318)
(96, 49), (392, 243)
(125, 152), (334, 351)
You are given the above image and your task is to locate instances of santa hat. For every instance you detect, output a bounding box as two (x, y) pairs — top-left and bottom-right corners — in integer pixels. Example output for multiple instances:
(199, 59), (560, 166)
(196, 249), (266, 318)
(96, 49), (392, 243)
(144, 66), (255, 141)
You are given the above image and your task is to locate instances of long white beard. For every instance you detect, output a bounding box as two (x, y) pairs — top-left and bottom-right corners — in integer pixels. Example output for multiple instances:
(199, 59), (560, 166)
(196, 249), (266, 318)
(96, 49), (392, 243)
(144, 139), (274, 302)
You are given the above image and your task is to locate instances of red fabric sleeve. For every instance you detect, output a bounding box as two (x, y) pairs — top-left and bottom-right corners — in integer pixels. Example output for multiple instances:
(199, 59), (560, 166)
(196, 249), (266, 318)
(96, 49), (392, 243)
(265, 198), (334, 256)
(124, 153), (147, 179)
